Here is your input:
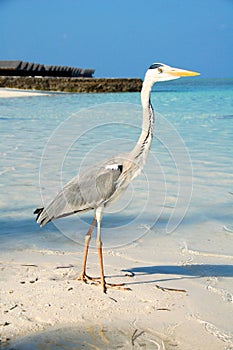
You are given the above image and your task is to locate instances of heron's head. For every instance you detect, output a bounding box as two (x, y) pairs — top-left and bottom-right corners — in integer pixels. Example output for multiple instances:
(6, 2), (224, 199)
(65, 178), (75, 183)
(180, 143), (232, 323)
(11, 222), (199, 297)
(145, 63), (200, 83)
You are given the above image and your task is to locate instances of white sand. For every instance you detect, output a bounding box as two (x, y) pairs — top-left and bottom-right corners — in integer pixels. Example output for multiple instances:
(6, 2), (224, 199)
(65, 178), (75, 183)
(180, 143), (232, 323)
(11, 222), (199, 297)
(1, 230), (232, 349)
(0, 88), (49, 98)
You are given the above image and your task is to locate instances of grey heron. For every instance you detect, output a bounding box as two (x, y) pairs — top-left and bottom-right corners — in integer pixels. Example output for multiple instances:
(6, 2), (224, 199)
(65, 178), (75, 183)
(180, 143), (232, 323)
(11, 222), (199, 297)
(34, 63), (199, 293)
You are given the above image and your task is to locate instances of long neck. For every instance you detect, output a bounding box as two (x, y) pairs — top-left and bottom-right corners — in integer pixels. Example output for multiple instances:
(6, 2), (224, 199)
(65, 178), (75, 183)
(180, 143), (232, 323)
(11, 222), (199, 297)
(130, 77), (155, 168)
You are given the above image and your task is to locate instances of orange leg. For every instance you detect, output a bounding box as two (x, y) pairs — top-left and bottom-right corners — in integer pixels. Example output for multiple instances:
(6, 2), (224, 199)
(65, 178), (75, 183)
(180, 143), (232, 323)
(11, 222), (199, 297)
(96, 239), (131, 293)
(77, 208), (131, 292)
(77, 217), (99, 283)
(97, 243), (106, 293)
(95, 208), (131, 293)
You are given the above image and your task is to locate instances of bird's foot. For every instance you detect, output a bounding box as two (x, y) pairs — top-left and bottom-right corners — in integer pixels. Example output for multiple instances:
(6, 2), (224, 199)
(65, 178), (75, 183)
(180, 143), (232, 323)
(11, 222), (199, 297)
(105, 282), (131, 292)
(76, 273), (131, 292)
(90, 280), (131, 293)
(76, 272), (101, 285)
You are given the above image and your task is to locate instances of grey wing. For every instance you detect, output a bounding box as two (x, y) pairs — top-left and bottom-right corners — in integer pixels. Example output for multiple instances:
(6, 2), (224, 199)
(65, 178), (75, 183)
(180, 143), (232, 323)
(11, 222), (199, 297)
(34, 162), (123, 226)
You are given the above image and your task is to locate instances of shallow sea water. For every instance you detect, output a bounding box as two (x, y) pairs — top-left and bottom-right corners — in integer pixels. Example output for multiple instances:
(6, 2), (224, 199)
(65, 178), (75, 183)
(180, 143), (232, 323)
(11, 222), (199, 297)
(0, 78), (232, 251)
(0, 79), (233, 348)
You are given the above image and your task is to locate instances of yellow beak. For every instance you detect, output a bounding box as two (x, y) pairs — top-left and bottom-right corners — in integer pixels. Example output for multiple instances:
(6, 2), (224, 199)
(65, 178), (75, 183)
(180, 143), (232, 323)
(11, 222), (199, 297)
(168, 67), (200, 77)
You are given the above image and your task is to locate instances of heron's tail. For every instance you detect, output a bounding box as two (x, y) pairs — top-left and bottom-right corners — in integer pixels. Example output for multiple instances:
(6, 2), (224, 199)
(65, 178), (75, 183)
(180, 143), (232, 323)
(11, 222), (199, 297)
(34, 207), (51, 227)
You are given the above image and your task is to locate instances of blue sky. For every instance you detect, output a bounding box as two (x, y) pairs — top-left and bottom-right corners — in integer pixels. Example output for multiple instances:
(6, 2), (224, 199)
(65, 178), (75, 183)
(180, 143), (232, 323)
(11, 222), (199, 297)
(1, 0), (232, 78)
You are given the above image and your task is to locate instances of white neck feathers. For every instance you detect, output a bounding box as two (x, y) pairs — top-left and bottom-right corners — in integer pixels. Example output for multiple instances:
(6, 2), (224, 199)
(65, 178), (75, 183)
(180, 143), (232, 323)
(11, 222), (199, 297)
(129, 74), (155, 168)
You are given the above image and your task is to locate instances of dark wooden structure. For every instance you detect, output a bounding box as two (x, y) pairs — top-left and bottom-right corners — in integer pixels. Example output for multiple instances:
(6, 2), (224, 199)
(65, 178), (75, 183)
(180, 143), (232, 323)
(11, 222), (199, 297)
(0, 60), (95, 77)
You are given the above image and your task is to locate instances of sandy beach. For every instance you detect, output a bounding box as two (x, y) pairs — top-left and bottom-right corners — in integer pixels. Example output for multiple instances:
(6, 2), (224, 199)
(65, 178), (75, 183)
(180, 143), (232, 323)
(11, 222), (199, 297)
(0, 88), (49, 98)
(1, 227), (232, 349)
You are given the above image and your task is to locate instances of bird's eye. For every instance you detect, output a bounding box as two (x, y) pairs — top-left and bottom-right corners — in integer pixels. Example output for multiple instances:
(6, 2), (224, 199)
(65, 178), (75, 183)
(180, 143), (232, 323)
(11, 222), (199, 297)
(158, 67), (163, 74)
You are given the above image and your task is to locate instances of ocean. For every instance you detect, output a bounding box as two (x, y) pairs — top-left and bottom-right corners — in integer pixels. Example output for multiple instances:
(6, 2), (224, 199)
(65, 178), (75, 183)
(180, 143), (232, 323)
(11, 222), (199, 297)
(0, 78), (232, 253)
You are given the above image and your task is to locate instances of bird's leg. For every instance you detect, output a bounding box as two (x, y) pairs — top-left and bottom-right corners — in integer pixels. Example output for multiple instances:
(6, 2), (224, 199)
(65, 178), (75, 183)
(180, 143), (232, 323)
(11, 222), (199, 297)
(78, 208), (131, 292)
(77, 216), (99, 283)
(96, 208), (131, 293)
(96, 207), (107, 293)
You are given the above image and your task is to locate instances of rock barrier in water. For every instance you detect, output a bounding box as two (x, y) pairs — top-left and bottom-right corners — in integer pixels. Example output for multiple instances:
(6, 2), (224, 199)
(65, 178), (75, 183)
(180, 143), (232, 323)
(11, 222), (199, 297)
(0, 77), (142, 93)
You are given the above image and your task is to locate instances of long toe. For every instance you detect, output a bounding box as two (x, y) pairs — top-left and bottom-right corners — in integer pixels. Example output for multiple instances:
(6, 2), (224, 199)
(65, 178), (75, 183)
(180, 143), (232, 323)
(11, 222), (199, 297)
(77, 273), (131, 292)
(105, 282), (131, 291)
(76, 273), (101, 284)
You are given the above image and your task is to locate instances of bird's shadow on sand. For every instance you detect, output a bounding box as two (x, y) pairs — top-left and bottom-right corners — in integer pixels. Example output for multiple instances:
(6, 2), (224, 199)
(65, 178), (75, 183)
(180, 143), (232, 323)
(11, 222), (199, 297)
(120, 264), (233, 285)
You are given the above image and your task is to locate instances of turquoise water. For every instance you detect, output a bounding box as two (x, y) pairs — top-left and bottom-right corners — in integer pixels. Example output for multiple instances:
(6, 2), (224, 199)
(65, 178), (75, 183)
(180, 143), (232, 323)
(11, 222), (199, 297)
(0, 78), (233, 252)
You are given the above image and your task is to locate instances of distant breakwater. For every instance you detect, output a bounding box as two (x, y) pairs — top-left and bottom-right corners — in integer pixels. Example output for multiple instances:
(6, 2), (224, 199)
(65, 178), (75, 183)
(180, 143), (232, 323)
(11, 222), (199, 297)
(0, 76), (142, 93)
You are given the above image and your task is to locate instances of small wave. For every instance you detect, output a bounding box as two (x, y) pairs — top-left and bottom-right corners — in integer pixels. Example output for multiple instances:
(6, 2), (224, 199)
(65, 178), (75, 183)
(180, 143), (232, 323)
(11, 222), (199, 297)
(191, 314), (233, 346)
(207, 284), (233, 303)
(223, 225), (233, 234)
(181, 243), (233, 260)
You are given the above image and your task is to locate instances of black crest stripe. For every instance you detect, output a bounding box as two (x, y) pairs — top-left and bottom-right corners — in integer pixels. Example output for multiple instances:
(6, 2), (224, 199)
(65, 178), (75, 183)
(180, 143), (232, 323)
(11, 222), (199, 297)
(149, 63), (163, 70)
